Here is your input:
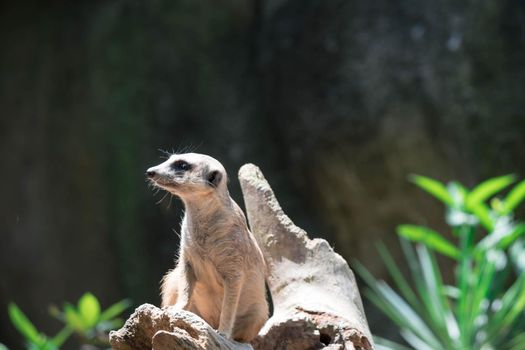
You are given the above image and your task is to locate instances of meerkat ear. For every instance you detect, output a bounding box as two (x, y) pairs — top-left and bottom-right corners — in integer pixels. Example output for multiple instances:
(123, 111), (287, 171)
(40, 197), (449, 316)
(207, 170), (222, 187)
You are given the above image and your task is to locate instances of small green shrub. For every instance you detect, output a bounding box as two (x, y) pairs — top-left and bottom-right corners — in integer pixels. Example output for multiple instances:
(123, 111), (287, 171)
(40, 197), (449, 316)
(7, 293), (130, 349)
(355, 175), (525, 350)
(8, 303), (70, 350)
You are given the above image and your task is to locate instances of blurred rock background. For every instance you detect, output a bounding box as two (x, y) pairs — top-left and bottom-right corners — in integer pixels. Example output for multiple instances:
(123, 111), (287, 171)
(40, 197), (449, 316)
(1, 0), (524, 347)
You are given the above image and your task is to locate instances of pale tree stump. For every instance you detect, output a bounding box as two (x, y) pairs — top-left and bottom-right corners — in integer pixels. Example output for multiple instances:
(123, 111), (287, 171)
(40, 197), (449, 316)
(109, 164), (374, 350)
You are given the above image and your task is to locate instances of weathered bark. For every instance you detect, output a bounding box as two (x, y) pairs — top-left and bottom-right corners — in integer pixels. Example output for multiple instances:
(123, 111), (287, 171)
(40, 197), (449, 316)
(109, 305), (252, 350)
(239, 164), (373, 350)
(109, 164), (373, 349)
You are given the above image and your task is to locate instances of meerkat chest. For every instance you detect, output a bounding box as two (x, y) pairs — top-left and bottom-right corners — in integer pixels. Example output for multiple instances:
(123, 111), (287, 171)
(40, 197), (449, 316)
(182, 217), (243, 281)
(186, 246), (223, 285)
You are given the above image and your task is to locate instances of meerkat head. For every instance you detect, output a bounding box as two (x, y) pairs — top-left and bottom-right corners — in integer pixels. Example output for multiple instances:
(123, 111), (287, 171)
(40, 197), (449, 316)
(146, 153), (228, 200)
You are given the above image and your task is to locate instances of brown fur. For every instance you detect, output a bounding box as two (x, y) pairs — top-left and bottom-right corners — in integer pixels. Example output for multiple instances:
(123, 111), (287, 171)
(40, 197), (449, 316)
(146, 153), (268, 342)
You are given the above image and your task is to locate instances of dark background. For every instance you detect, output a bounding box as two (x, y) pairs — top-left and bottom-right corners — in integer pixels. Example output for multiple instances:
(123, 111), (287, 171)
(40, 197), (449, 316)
(1, 0), (525, 348)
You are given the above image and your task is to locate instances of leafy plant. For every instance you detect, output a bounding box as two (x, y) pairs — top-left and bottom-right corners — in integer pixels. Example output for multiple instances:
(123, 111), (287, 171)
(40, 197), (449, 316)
(355, 175), (525, 350)
(8, 303), (71, 350)
(49, 292), (131, 345)
(7, 293), (130, 349)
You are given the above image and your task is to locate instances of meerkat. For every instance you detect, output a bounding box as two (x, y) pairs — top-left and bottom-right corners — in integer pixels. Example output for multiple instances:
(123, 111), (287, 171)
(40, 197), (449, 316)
(146, 153), (269, 342)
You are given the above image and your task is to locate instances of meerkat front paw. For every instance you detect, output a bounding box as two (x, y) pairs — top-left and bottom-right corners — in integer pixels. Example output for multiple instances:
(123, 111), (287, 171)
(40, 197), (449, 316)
(217, 330), (231, 339)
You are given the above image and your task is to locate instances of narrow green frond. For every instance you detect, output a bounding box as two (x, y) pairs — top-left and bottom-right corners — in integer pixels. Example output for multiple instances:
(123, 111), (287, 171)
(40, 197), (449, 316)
(409, 175), (453, 206)
(510, 239), (525, 272)
(466, 256), (496, 341)
(400, 329), (440, 350)
(506, 332), (525, 350)
(469, 203), (494, 231)
(500, 283), (525, 330)
(466, 175), (515, 209)
(397, 225), (460, 259)
(486, 273), (525, 343)
(50, 327), (72, 347)
(355, 259), (443, 349)
(374, 336), (413, 350)
(475, 221), (525, 257)
(416, 245), (459, 347)
(499, 224), (525, 250)
(503, 180), (525, 214)
(100, 299), (132, 322)
(399, 240), (438, 323)
(448, 182), (469, 208)
(7, 303), (43, 345)
(376, 242), (422, 313)
(456, 225), (475, 345)
(63, 303), (85, 332)
(376, 282), (443, 349)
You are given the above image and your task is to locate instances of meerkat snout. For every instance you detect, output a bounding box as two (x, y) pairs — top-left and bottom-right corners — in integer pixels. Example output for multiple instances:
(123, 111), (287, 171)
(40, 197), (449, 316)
(146, 169), (156, 178)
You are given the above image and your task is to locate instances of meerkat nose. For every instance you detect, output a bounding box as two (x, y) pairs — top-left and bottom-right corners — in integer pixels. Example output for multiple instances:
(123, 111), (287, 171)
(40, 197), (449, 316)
(146, 169), (157, 178)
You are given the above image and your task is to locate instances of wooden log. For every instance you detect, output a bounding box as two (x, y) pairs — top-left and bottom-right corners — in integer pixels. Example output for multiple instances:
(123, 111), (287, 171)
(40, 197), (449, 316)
(238, 164), (373, 350)
(109, 164), (374, 350)
(109, 305), (252, 350)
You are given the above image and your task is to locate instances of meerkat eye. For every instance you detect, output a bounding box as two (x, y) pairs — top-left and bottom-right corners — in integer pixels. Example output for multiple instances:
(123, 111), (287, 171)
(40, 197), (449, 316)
(171, 160), (191, 172)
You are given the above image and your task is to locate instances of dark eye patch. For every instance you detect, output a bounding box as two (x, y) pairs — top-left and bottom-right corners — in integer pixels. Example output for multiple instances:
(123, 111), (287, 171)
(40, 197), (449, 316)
(171, 160), (191, 172)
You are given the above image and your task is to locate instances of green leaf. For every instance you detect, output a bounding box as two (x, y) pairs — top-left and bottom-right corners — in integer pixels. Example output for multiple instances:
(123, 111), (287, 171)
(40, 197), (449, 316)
(502, 180), (525, 214)
(510, 239), (525, 272)
(63, 303), (85, 331)
(50, 326), (73, 347)
(399, 239), (446, 340)
(78, 293), (100, 328)
(469, 203), (494, 231)
(0, 343), (9, 350)
(397, 225), (460, 259)
(47, 305), (63, 322)
(376, 243), (423, 316)
(449, 182), (469, 206)
(446, 208), (477, 227)
(486, 273), (525, 344)
(466, 174), (516, 209)
(36, 342), (58, 350)
(28, 343), (56, 350)
(401, 329), (436, 350)
(374, 336), (413, 350)
(410, 175), (453, 206)
(96, 318), (125, 331)
(455, 225), (475, 346)
(477, 223), (525, 255)
(375, 283), (444, 349)
(416, 245), (458, 347)
(507, 333), (525, 350)
(7, 303), (43, 344)
(465, 255), (496, 341)
(100, 299), (132, 322)
(497, 223), (525, 250)
(355, 259), (444, 349)
(500, 279), (525, 328)
(443, 285), (460, 299)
